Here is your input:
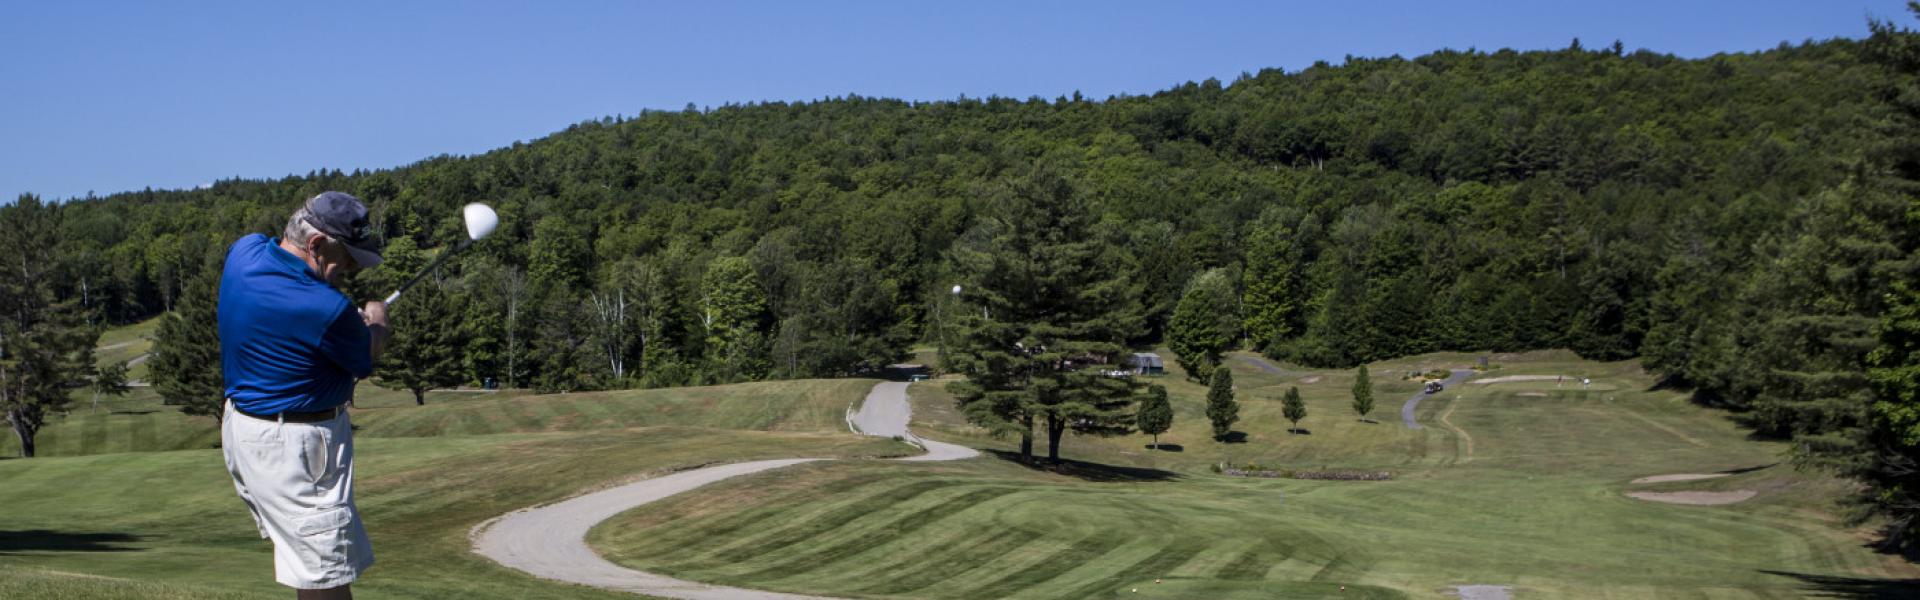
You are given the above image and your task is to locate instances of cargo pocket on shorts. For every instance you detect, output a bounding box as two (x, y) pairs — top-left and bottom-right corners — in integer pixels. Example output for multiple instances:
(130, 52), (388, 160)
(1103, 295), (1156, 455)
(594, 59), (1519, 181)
(294, 506), (354, 576)
(296, 506), (353, 536)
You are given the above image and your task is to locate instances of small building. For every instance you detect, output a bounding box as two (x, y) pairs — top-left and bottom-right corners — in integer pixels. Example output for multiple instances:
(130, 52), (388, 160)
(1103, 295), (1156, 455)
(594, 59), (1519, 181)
(1129, 353), (1166, 376)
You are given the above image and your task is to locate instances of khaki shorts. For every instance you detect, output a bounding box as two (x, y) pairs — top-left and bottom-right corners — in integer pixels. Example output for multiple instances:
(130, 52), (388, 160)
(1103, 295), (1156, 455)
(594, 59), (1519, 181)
(222, 401), (374, 589)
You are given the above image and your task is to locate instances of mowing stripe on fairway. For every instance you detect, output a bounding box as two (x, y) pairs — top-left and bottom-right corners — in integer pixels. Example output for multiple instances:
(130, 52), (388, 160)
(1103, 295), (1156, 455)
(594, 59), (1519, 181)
(964, 534), (1132, 597)
(637, 472), (935, 560)
(611, 471), (904, 560)
(1054, 539), (1209, 600)
(849, 527), (1044, 595)
(665, 478), (952, 570)
(731, 486), (1019, 583)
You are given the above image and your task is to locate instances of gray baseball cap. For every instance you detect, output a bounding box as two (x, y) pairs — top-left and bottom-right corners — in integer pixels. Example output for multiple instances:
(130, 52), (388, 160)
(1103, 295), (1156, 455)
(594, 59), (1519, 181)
(303, 191), (384, 268)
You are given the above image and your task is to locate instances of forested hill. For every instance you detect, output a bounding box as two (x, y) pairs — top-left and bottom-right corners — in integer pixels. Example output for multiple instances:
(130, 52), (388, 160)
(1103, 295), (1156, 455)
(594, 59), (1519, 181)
(25, 36), (1919, 405)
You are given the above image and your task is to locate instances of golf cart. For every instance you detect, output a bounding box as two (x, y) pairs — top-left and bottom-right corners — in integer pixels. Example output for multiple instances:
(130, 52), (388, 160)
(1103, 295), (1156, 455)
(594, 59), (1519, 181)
(1424, 380), (1444, 394)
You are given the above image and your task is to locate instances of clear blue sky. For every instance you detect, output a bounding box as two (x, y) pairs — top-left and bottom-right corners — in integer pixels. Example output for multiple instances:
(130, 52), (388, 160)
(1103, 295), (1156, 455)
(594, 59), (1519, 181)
(1, 1), (1909, 203)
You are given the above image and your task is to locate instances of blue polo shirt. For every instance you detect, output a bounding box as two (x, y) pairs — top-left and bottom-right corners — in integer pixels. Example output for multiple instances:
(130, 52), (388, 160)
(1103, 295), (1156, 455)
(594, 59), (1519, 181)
(219, 234), (371, 414)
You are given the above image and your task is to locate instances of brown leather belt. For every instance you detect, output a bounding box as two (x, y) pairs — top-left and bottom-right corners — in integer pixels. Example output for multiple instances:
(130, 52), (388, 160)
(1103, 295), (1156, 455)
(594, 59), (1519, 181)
(233, 405), (342, 423)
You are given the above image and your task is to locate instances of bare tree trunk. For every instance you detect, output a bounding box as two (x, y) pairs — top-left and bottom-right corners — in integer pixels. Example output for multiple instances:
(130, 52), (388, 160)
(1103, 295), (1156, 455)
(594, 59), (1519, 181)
(1046, 414), (1065, 463)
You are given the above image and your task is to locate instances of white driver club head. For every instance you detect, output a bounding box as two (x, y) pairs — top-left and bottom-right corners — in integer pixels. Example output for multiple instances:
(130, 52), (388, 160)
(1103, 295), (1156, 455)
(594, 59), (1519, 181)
(463, 203), (499, 241)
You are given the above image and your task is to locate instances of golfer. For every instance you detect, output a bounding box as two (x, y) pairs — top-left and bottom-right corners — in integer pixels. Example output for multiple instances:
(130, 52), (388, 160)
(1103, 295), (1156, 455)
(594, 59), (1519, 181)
(218, 191), (390, 599)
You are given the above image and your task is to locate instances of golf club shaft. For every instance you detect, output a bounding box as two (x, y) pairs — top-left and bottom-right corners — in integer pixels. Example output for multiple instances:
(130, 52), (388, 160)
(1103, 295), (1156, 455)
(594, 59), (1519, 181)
(383, 238), (471, 305)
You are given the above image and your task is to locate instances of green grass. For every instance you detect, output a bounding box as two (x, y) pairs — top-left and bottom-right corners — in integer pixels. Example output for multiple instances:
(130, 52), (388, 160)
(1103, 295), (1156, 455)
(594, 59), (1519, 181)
(586, 352), (1920, 599)
(10, 351), (1920, 598)
(4, 378), (877, 457)
(0, 427), (913, 599)
(94, 316), (160, 382)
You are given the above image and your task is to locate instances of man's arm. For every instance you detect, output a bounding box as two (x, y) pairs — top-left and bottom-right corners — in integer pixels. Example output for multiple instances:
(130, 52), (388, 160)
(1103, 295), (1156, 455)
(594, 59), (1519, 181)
(361, 300), (390, 363)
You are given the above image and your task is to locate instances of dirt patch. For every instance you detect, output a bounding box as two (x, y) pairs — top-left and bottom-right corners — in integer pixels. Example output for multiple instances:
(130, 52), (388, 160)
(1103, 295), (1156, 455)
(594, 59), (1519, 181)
(1626, 490), (1757, 505)
(1469, 375), (1565, 385)
(1298, 375), (1323, 384)
(1630, 473), (1731, 484)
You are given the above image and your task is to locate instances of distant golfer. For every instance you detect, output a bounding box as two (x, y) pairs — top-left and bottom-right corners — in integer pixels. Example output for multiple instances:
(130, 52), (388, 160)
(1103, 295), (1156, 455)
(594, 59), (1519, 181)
(218, 191), (389, 599)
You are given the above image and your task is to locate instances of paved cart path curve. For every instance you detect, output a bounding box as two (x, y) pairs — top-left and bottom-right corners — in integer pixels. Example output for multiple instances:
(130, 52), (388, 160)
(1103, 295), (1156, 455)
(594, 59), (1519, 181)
(471, 381), (975, 599)
(1401, 369), (1474, 430)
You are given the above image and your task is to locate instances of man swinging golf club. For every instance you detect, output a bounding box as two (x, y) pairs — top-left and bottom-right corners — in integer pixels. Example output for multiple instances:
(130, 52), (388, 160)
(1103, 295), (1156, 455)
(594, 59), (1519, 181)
(219, 191), (388, 598)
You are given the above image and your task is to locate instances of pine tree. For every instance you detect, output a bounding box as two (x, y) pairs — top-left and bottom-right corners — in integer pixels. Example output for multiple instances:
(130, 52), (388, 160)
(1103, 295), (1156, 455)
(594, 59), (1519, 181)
(0, 194), (100, 457)
(946, 167), (1145, 463)
(1205, 367), (1238, 440)
(1136, 384), (1173, 450)
(1352, 364), (1375, 421)
(90, 360), (130, 412)
(1857, 283), (1920, 547)
(376, 279), (466, 405)
(1283, 386), (1308, 433)
(1242, 208), (1307, 349)
(150, 268), (223, 421)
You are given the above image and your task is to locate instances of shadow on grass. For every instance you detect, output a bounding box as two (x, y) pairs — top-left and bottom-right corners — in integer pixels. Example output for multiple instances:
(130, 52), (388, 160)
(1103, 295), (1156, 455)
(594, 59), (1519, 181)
(1287, 428), (1312, 435)
(1720, 463), (1779, 476)
(0, 530), (143, 554)
(1218, 431), (1249, 444)
(110, 409), (159, 415)
(1145, 443), (1184, 452)
(1760, 570), (1920, 599)
(984, 450), (1180, 482)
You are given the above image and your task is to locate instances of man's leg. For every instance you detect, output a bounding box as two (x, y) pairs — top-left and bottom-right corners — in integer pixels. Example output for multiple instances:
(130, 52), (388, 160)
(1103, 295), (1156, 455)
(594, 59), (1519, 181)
(297, 585), (350, 600)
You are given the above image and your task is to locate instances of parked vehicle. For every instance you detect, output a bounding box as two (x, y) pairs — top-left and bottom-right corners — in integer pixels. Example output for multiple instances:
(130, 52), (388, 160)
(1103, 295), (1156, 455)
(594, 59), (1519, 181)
(1425, 380), (1444, 394)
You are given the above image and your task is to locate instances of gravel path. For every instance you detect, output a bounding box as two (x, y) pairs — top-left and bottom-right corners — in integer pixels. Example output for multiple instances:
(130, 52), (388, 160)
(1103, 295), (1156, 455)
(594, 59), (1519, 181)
(472, 381), (974, 598)
(1401, 369), (1472, 430)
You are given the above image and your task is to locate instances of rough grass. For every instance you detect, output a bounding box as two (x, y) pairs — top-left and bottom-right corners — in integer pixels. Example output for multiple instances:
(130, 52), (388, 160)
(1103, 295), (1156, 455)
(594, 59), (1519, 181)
(3, 378), (877, 457)
(587, 352), (1920, 599)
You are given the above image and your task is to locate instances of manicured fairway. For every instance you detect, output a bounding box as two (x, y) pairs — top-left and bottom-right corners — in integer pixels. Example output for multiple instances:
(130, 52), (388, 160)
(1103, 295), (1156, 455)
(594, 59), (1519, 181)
(8, 344), (1920, 598)
(0, 428), (910, 599)
(589, 352), (1920, 598)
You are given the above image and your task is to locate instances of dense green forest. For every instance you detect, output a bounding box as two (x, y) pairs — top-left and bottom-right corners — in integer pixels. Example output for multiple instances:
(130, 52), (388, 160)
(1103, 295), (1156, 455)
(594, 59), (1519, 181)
(7, 17), (1920, 543)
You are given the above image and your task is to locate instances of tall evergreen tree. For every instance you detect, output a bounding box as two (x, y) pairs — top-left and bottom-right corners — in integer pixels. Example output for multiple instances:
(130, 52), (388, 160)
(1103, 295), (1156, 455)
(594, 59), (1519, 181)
(1857, 283), (1920, 547)
(1242, 208), (1309, 349)
(1283, 386), (1308, 433)
(1205, 367), (1238, 440)
(0, 194), (99, 457)
(945, 167), (1145, 463)
(376, 279), (466, 404)
(1352, 364), (1375, 421)
(1136, 383), (1173, 450)
(150, 268), (223, 421)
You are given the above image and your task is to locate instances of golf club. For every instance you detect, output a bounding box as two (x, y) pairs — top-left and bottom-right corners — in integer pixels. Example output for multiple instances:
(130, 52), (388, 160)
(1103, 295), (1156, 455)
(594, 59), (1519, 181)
(383, 202), (499, 305)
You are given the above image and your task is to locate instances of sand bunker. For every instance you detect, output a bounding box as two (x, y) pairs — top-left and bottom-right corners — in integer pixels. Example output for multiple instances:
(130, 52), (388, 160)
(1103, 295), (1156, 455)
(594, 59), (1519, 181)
(1626, 490), (1756, 505)
(1455, 585), (1512, 600)
(1470, 375), (1566, 384)
(1517, 392), (1548, 397)
(1630, 473), (1731, 484)
(1298, 375), (1323, 384)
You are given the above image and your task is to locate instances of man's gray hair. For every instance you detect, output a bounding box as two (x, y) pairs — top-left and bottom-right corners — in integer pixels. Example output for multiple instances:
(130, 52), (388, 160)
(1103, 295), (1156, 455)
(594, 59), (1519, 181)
(284, 207), (325, 243)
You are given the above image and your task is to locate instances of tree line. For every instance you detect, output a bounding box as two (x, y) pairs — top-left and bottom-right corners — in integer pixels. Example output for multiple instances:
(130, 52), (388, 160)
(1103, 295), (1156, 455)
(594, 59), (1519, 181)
(4, 11), (1920, 547)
